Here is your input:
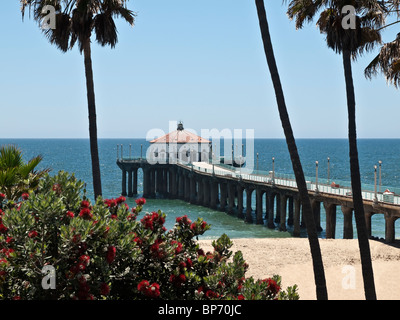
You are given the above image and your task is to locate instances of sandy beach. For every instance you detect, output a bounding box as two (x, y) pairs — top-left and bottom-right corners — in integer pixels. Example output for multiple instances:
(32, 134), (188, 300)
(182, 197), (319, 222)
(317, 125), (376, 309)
(198, 238), (400, 300)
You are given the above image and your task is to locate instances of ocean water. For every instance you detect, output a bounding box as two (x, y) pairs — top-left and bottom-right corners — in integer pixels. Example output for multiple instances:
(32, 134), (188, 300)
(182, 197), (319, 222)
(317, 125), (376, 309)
(1, 138), (399, 240)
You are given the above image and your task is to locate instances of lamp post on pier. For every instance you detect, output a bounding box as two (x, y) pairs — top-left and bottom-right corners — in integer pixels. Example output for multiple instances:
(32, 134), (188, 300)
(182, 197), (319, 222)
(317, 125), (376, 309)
(239, 155), (242, 179)
(212, 152), (215, 176)
(374, 165), (378, 204)
(256, 153), (259, 171)
(315, 161), (319, 194)
(327, 157), (330, 183)
(272, 157), (275, 185)
(235, 144), (237, 165)
(379, 160), (382, 193)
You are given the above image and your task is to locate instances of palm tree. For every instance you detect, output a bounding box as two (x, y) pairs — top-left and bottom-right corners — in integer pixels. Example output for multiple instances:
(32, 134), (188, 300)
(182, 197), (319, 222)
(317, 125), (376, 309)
(0, 145), (49, 201)
(20, 0), (136, 200)
(254, 0), (328, 300)
(286, 0), (387, 300)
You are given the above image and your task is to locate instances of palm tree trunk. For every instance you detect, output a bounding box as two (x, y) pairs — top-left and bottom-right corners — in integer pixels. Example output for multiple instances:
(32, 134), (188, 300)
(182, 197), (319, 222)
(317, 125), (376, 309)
(83, 38), (102, 199)
(255, 0), (328, 300)
(342, 50), (376, 300)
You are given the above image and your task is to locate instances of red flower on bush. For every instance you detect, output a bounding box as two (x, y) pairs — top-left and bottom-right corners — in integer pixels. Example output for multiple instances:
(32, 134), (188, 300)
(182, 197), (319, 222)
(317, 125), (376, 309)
(190, 220), (208, 235)
(76, 277), (92, 300)
(116, 196), (126, 204)
(1, 247), (14, 258)
(150, 239), (165, 259)
(176, 215), (191, 225)
(135, 198), (146, 206)
(79, 255), (90, 267)
(147, 283), (160, 298)
(28, 230), (38, 238)
(71, 234), (81, 244)
(140, 215), (153, 230)
(137, 280), (149, 292)
(81, 200), (90, 208)
(103, 196), (126, 209)
(133, 235), (143, 246)
(261, 278), (280, 295)
(0, 223), (8, 234)
(0, 193), (5, 200)
(127, 213), (136, 221)
(179, 261), (186, 270)
(205, 290), (219, 299)
(66, 211), (74, 218)
(52, 183), (62, 194)
(104, 198), (117, 208)
(169, 274), (186, 288)
(170, 240), (183, 254)
(100, 282), (110, 296)
(106, 246), (116, 264)
(140, 211), (165, 231)
(21, 193), (29, 200)
(77, 262), (87, 272)
(137, 280), (160, 298)
(79, 208), (93, 220)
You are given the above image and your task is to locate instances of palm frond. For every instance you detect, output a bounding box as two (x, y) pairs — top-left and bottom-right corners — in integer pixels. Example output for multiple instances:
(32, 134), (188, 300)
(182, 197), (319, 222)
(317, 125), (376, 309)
(365, 33), (400, 87)
(19, 155), (49, 178)
(113, 6), (135, 26)
(0, 145), (23, 170)
(0, 169), (19, 189)
(94, 13), (118, 47)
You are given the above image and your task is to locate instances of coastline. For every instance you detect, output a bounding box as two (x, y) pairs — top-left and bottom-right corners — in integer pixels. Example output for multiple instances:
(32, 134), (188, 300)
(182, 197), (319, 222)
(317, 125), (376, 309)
(197, 237), (400, 300)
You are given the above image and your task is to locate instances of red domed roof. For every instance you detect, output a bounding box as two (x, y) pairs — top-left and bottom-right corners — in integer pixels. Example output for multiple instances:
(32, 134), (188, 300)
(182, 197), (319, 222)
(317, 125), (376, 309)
(150, 122), (210, 144)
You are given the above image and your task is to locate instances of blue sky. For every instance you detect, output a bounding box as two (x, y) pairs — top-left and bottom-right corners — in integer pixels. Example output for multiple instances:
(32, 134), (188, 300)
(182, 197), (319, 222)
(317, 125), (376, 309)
(0, 0), (399, 139)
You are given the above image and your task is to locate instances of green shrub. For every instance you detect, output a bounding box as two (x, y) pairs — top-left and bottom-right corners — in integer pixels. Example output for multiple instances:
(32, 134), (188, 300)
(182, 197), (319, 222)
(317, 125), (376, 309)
(0, 171), (299, 300)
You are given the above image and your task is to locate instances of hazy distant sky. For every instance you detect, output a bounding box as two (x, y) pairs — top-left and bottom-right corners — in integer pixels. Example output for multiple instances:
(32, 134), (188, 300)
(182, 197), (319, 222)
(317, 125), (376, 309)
(0, 1), (399, 139)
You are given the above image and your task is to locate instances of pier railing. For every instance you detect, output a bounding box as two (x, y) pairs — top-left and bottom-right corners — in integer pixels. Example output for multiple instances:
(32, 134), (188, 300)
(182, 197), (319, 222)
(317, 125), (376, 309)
(117, 157), (400, 205)
(189, 161), (400, 206)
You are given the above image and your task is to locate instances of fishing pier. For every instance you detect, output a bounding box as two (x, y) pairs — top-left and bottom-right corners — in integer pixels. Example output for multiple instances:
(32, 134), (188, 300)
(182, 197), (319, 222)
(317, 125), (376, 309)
(116, 124), (400, 243)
